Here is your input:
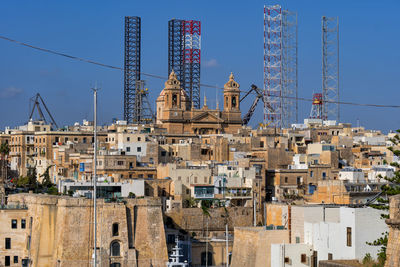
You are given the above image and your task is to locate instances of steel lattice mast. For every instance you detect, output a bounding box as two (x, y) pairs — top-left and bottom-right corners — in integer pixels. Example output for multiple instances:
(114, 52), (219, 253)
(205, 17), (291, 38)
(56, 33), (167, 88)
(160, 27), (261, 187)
(168, 19), (185, 92)
(264, 5), (298, 128)
(124, 16), (141, 124)
(184, 20), (201, 109)
(281, 10), (298, 127)
(124, 16), (154, 124)
(168, 19), (201, 109)
(264, 5), (283, 128)
(322, 16), (339, 122)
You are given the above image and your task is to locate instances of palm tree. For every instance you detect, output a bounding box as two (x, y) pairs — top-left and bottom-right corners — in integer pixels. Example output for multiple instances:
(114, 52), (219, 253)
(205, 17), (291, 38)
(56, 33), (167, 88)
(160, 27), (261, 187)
(221, 207), (230, 267)
(201, 200), (211, 267)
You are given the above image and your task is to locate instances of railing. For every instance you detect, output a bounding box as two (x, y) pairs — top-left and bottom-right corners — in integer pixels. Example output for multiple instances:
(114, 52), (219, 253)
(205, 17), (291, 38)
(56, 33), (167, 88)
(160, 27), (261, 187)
(194, 193), (214, 199)
(0, 204), (28, 210)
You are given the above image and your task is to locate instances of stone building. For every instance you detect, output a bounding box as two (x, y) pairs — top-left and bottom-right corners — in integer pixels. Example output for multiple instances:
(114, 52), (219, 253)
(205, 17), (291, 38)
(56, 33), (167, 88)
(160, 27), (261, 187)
(0, 193), (168, 267)
(156, 71), (242, 135)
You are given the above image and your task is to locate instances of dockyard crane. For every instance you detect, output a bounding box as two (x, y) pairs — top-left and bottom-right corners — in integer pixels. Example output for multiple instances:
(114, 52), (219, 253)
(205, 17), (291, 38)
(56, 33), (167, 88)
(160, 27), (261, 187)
(29, 93), (58, 129)
(240, 84), (274, 126)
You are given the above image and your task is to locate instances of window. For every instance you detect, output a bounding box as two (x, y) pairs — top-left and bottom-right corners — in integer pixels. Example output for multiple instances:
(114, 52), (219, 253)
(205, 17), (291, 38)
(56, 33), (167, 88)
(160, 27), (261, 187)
(310, 171), (314, 177)
(231, 96), (237, 108)
(194, 177), (198, 183)
(284, 177), (288, 183)
(346, 227), (352, 247)
(167, 234), (175, 244)
(296, 236), (300, 244)
(172, 94), (178, 106)
(301, 254), (307, 263)
(137, 147), (141, 152)
(13, 256), (18, 264)
(284, 257), (290, 263)
(322, 172), (326, 180)
(111, 241), (120, 256)
(11, 219), (17, 229)
(83, 137), (87, 143)
(260, 141), (264, 148)
(21, 219), (26, 229)
(65, 137), (69, 142)
(5, 256), (10, 266)
(161, 151), (166, 157)
(137, 137), (141, 142)
(117, 161), (124, 166)
(201, 252), (212, 266)
(297, 177), (302, 185)
(112, 223), (119, 236)
(328, 253), (333, 260)
(126, 147), (130, 152)
(110, 263), (121, 267)
(5, 238), (11, 249)
(204, 177), (207, 183)
(127, 137), (130, 141)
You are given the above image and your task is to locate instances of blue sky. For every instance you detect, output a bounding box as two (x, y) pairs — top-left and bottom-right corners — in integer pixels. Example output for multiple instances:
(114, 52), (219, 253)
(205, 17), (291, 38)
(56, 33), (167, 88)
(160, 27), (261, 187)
(0, 0), (399, 132)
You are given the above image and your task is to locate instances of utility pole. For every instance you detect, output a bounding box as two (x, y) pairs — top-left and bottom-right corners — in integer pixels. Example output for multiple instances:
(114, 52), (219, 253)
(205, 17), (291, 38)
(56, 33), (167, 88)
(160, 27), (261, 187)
(92, 86), (98, 267)
(226, 223), (229, 267)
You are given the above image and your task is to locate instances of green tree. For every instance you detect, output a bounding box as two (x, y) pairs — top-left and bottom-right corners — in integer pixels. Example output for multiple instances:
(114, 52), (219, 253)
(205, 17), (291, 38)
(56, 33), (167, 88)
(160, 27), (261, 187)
(47, 186), (58, 195)
(26, 166), (38, 190)
(40, 165), (54, 188)
(368, 129), (400, 264)
(0, 143), (10, 158)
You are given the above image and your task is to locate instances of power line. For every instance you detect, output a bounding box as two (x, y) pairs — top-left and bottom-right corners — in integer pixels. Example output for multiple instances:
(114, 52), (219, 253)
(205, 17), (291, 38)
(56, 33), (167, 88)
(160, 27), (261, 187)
(1, 34), (400, 109)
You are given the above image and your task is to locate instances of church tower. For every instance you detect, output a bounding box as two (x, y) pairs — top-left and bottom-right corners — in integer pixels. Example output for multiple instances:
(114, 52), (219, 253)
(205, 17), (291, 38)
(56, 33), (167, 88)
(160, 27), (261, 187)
(223, 72), (240, 111)
(156, 70), (189, 125)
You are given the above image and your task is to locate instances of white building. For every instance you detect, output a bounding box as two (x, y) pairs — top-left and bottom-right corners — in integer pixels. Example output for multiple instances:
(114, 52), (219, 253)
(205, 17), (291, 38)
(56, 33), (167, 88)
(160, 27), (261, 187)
(107, 132), (149, 160)
(304, 207), (388, 261)
(289, 154), (308, 170)
(58, 179), (145, 198)
(338, 167), (365, 183)
(368, 165), (395, 183)
(271, 243), (313, 267)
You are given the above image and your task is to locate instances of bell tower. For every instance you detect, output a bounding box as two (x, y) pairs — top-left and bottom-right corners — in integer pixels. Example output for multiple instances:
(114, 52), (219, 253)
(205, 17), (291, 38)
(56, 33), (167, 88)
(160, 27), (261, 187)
(223, 72), (240, 111)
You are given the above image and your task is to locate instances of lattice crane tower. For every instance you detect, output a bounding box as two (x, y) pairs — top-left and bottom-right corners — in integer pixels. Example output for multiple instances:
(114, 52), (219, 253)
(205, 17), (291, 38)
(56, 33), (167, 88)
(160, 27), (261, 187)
(124, 16), (154, 124)
(168, 19), (201, 109)
(263, 5), (298, 128)
(322, 16), (339, 122)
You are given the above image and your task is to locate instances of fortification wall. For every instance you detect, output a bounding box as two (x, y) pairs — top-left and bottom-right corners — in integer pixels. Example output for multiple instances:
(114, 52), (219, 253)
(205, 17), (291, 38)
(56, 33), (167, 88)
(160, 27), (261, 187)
(230, 227), (289, 267)
(7, 194), (167, 267)
(385, 194), (400, 267)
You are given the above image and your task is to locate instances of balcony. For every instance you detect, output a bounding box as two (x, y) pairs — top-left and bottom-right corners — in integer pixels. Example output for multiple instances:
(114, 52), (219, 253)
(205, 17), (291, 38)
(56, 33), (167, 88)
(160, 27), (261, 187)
(194, 186), (215, 199)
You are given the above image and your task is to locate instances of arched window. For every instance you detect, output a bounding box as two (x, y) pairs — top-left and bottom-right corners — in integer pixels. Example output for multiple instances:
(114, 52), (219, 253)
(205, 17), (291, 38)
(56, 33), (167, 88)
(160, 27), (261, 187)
(112, 223), (119, 236)
(172, 94), (178, 106)
(111, 241), (120, 257)
(232, 96), (237, 108)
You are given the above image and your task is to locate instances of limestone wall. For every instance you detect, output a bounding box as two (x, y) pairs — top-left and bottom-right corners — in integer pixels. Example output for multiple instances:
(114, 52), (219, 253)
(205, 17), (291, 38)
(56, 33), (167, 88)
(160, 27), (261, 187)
(385, 194), (400, 267)
(6, 194), (167, 267)
(165, 207), (254, 233)
(230, 227), (289, 267)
